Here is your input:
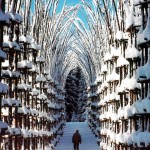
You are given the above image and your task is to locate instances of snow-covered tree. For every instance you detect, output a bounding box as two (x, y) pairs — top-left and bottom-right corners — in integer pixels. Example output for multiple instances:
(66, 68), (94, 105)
(65, 67), (87, 122)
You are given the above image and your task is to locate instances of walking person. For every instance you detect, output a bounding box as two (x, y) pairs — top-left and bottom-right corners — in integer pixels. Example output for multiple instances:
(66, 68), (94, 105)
(72, 130), (82, 150)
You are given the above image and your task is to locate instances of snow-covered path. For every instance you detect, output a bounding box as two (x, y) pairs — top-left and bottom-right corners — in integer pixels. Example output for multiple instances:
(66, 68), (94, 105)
(55, 122), (99, 150)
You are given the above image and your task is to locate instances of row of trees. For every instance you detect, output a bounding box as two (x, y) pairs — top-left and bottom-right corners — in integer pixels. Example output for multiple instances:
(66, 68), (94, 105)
(0, 0), (81, 149)
(1, 0), (150, 149)
(81, 0), (150, 150)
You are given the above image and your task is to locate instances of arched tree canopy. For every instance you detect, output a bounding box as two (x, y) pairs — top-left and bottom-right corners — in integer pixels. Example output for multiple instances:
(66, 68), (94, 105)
(15, 0), (120, 88)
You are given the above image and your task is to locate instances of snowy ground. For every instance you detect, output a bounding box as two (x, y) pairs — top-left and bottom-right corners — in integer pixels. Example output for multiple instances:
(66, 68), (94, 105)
(55, 122), (99, 150)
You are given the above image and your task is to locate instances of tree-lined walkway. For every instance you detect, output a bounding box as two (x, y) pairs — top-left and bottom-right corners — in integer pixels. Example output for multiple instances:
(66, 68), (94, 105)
(55, 122), (99, 150)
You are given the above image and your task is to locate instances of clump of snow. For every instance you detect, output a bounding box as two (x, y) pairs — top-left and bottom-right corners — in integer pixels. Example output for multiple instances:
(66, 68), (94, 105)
(21, 128), (31, 137)
(116, 30), (124, 40)
(109, 92), (120, 101)
(36, 74), (47, 82)
(132, 95), (150, 114)
(29, 43), (38, 50)
(2, 60), (9, 68)
(17, 60), (32, 69)
(19, 35), (27, 43)
(131, 98), (145, 114)
(14, 12), (23, 23)
(134, 15), (142, 27)
(137, 25), (146, 45)
(12, 98), (21, 106)
(117, 55), (129, 67)
(0, 121), (8, 130)
(8, 127), (21, 135)
(98, 100), (105, 107)
(118, 106), (125, 119)
(19, 35), (32, 43)
(30, 108), (39, 116)
(37, 93), (47, 100)
(141, 95), (150, 113)
(44, 69), (49, 75)
(1, 108), (9, 116)
(125, 43), (141, 59)
(95, 75), (102, 84)
(3, 35), (20, 50)
(136, 53), (150, 81)
(1, 70), (20, 78)
(101, 64), (107, 73)
(0, 8), (9, 23)
(0, 48), (7, 59)
(2, 98), (12, 106)
(36, 56), (46, 62)
(125, 3), (142, 29)
(130, 123), (150, 148)
(133, 0), (140, 5)
(116, 132), (125, 144)
(30, 64), (38, 72)
(128, 75), (141, 90)
(2, 69), (12, 77)
(117, 75), (140, 93)
(116, 75), (130, 93)
(106, 69), (119, 82)
(123, 102), (134, 119)
(110, 46), (120, 59)
(30, 87), (40, 96)
(100, 81), (109, 91)
(124, 131), (132, 146)
(18, 107), (30, 114)
(17, 81), (31, 90)
(104, 52), (111, 62)
(143, 4), (150, 42)
(13, 41), (20, 50)
(0, 82), (8, 93)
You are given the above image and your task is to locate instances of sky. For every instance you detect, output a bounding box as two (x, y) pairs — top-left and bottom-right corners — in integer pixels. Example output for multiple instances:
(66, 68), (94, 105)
(57, 0), (81, 12)
(31, 0), (88, 28)
(57, 0), (89, 28)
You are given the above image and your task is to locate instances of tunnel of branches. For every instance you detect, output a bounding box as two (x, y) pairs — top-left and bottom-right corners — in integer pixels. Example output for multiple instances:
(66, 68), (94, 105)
(1, 0), (150, 150)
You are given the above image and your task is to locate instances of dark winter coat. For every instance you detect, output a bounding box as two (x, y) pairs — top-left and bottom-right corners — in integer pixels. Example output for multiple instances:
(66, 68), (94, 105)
(72, 132), (82, 144)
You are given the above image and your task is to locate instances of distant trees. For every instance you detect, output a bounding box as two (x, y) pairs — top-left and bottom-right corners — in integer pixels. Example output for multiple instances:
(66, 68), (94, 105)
(65, 67), (87, 122)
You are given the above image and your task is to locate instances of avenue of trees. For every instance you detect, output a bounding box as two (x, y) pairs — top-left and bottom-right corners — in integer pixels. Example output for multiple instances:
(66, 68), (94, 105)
(0, 0), (150, 149)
